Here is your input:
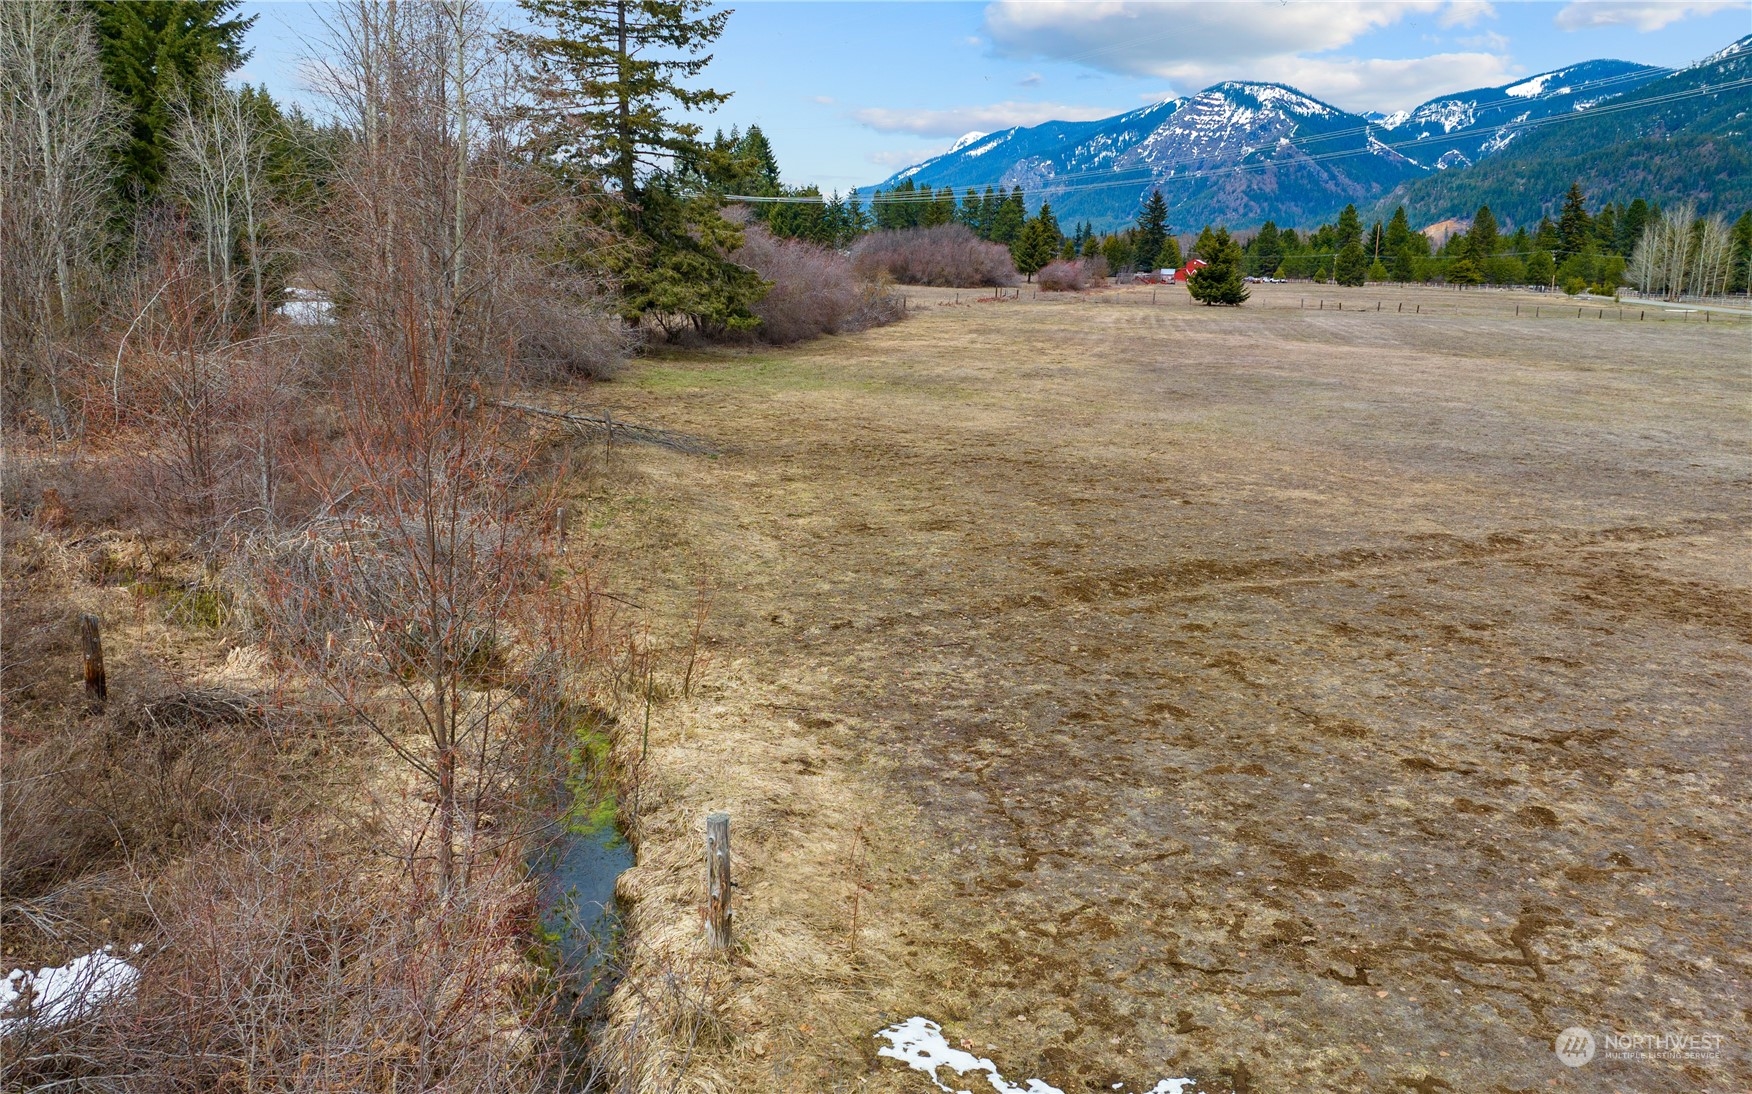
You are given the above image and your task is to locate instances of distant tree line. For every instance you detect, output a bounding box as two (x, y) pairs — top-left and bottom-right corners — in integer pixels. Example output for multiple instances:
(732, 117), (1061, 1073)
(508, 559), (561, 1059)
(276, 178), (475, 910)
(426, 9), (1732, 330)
(1226, 182), (1751, 296)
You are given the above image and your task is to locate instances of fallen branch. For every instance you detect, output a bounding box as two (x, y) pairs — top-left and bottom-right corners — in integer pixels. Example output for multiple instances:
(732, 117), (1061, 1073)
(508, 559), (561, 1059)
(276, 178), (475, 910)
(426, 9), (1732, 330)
(490, 400), (718, 455)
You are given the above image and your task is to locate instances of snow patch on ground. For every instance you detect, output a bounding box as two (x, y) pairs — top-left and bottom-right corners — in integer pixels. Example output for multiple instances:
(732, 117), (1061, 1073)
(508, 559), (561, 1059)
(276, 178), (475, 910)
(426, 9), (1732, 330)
(1, 945), (143, 1034)
(276, 287), (334, 325)
(876, 1017), (1201, 1094)
(949, 130), (988, 153)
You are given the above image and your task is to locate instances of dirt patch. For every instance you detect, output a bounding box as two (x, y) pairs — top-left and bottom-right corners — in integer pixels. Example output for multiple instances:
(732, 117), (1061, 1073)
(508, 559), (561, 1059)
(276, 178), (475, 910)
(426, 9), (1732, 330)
(585, 283), (1750, 1092)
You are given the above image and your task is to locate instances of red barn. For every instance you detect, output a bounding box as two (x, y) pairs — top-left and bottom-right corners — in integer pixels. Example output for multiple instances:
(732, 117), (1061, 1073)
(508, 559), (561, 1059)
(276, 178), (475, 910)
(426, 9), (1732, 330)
(1173, 258), (1207, 283)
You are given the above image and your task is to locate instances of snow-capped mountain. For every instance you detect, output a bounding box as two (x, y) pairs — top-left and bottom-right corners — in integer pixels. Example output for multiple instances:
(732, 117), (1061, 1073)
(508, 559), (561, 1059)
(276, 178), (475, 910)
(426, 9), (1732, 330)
(870, 48), (1714, 231)
(1382, 34), (1752, 227)
(876, 83), (1420, 231)
(1377, 59), (1669, 167)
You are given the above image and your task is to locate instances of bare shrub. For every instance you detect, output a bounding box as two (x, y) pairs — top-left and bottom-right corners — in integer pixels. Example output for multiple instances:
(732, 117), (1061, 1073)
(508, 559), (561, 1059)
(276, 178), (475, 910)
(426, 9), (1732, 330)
(307, 0), (626, 390)
(1037, 259), (1089, 292)
(851, 224), (1019, 287)
(3, 823), (571, 1094)
(733, 226), (903, 344)
(1, 685), (284, 910)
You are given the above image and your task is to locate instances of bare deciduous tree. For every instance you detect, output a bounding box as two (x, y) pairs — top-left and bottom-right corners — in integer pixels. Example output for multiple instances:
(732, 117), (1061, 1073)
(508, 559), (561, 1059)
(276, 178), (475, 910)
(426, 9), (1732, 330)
(0, 2), (121, 432)
(1631, 204), (1735, 301)
(168, 77), (277, 327)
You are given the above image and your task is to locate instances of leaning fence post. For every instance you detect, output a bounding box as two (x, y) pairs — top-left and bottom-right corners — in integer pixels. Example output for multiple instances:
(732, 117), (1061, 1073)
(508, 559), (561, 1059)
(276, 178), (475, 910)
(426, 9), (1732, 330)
(80, 613), (107, 711)
(705, 811), (732, 950)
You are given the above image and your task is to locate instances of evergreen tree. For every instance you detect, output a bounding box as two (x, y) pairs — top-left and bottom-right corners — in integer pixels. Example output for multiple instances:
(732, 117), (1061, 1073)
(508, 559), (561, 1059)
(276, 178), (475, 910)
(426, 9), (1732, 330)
(1191, 224), (1220, 261)
(1335, 203), (1363, 250)
(1101, 233), (1131, 273)
(1334, 240), (1368, 286)
(518, 0), (731, 201)
(1619, 198), (1650, 257)
(95, 0), (254, 203)
(1134, 189), (1169, 271)
(1155, 235), (1182, 272)
(1592, 202), (1618, 255)
(1012, 213), (1057, 281)
(1448, 256), (1483, 286)
(1726, 209), (1752, 294)
(990, 187), (1025, 245)
(823, 191), (848, 247)
(1246, 221), (1282, 277)
(739, 124), (779, 190)
(845, 188), (870, 239)
(1557, 181), (1591, 258)
(1469, 205), (1499, 260)
(517, 0), (760, 330)
(1034, 199), (1061, 249)
(1384, 207), (1413, 250)
(958, 187), (982, 234)
(622, 180), (767, 335)
(1186, 226), (1247, 305)
(1534, 215), (1561, 254)
(978, 186), (999, 240)
(920, 185), (952, 227)
(873, 179), (919, 230)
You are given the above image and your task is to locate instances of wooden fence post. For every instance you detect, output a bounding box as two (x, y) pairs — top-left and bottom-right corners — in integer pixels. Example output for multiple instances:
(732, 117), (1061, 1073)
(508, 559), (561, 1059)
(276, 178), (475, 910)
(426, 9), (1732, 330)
(706, 811), (732, 950)
(80, 613), (106, 711)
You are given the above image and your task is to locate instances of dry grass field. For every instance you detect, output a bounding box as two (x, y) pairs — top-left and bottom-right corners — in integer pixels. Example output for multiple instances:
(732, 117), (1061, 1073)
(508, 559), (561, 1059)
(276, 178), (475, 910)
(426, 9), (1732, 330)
(579, 281), (1750, 1093)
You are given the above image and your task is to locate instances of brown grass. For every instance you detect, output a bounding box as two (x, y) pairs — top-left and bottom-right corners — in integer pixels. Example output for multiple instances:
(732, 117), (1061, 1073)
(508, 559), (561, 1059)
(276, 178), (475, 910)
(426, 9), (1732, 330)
(568, 281), (1751, 1093)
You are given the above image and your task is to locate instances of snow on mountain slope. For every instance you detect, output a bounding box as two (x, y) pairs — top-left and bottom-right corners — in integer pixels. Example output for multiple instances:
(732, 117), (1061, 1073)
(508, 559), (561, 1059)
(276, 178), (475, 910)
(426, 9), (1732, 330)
(1381, 59), (1669, 168)
(869, 51), (1693, 230)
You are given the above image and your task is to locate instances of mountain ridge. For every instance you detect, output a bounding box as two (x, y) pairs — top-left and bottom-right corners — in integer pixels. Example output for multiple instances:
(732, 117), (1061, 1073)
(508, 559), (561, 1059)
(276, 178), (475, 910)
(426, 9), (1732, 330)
(873, 38), (1748, 231)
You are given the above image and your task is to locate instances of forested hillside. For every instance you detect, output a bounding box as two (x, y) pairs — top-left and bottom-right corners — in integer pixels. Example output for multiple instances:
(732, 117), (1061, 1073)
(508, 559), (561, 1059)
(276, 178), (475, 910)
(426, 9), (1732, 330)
(1379, 35), (1752, 226)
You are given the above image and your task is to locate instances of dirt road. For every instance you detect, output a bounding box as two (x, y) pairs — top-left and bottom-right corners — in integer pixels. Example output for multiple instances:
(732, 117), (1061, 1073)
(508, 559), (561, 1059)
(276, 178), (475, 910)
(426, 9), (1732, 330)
(586, 283), (1750, 1093)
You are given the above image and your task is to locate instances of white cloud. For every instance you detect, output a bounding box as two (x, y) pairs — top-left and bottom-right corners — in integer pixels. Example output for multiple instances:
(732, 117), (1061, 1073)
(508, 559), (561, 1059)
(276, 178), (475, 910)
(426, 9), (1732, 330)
(984, 1), (1440, 72)
(852, 101), (1118, 137)
(868, 145), (952, 168)
(812, 95), (836, 105)
(1554, 1), (1739, 30)
(1439, 1), (1497, 28)
(1457, 30), (1513, 50)
(980, 0), (1515, 111)
(1019, 72), (1044, 87)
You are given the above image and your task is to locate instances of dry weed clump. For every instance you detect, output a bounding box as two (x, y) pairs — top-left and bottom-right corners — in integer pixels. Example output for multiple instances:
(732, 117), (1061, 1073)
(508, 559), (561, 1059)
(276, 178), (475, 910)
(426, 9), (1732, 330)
(3, 822), (576, 1094)
(1036, 257), (1107, 292)
(851, 224), (1020, 288)
(731, 227), (904, 345)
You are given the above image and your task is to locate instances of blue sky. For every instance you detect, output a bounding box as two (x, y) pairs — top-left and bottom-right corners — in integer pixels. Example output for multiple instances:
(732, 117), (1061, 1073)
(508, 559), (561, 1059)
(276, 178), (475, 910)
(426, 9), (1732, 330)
(234, 1), (1751, 190)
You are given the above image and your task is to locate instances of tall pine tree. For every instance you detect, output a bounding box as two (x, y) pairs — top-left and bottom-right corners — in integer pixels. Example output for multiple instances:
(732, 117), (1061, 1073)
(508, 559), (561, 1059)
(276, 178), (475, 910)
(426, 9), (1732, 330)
(1134, 189), (1169, 271)
(1187, 227), (1247, 305)
(1557, 182), (1591, 259)
(94, 0), (253, 203)
(516, 0), (765, 332)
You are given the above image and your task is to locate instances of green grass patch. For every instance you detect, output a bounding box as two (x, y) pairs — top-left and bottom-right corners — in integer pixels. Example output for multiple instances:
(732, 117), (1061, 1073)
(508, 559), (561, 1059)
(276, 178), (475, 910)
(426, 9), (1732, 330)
(566, 710), (622, 845)
(629, 351), (872, 396)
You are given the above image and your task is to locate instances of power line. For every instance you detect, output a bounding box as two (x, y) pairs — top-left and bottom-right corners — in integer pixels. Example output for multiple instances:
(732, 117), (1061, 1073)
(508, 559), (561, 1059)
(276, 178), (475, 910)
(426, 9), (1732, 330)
(725, 73), (1750, 208)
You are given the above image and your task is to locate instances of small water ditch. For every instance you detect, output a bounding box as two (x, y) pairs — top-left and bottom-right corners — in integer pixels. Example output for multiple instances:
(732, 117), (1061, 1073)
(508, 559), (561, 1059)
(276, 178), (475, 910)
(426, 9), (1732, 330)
(533, 714), (635, 1017)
